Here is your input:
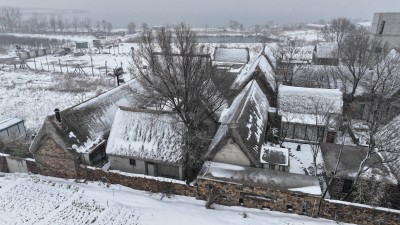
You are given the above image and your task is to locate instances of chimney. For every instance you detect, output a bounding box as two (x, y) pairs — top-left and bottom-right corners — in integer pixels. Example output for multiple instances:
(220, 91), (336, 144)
(54, 108), (61, 122)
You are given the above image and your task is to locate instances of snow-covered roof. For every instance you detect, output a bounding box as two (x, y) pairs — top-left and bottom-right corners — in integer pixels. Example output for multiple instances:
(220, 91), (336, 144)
(320, 143), (397, 185)
(314, 42), (338, 59)
(199, 161), (321, 196)
(231, 54), (276, 92)
(206, 81), (269, 166)
(260, 144), (289, 166)
(30, 81), (142, 155)
(263, 45), (277, 70)
(213, 48), (249, 64)
(106, 107), (184, 164)
(278, 85), (343, 125)
(0, 118), (23, 132)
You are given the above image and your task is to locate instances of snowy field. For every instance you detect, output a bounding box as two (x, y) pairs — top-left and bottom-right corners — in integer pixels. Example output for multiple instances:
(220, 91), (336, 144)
(0, 173), (351, 225)
(0, 69), (117, 132)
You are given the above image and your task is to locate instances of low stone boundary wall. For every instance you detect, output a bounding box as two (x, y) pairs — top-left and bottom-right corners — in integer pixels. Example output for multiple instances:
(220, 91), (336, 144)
(319, 200), (400, 225)
(1, 154), (399, 225)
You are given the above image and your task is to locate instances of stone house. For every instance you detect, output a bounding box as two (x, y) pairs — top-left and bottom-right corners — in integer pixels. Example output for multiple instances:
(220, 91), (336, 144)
(106, 107), (185, 180)
(277, 85), (343, 143)
(312, 42), (339, 66)
(370, 12), (400, 49)
(0, 118), (26, 144)
(320, 143), (399, 207)
(29, 82), (140, 178)
(205, 80), (290, 172)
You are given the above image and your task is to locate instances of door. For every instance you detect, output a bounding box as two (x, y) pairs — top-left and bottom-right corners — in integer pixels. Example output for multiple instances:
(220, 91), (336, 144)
(326, 131), (336, 143)
(147, 163), (156, 176)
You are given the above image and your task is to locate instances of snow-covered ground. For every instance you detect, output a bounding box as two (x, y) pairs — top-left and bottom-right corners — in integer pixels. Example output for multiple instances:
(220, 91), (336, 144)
(0, 69), (117, 132)
(282, 142), (324, 175)
(0, 173), (351, 225)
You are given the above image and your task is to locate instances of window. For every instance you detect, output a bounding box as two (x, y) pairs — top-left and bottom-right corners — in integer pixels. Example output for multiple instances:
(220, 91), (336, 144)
(129, 159), (136, 166)
(379, 21), (385, 35)
(342, 179), (353, 193)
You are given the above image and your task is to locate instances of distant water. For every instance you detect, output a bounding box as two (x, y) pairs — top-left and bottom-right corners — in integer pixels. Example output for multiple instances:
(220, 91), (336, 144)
(196, 36), (279, 43)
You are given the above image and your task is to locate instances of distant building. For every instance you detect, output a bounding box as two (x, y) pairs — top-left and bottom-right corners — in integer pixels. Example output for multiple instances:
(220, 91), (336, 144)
(0, 118), (26, 143)
(312, 42), (339, 66)
(370, 12), (400, 49)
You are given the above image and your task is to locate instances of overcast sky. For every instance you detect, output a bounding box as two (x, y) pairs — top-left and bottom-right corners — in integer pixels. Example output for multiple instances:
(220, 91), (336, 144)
(2, 0), (400, 27)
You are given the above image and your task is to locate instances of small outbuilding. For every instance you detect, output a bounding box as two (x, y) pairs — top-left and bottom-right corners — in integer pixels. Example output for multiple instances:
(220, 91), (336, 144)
(0, 118), (26, 143)
(312, 42), (339, 66)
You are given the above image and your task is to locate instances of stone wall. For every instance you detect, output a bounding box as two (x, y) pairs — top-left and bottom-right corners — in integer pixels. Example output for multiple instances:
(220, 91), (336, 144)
(197, 177), (320, 216)
(319, 200), (400, 225)
(34, 139), (77, 178)
(1, 154), (400, 225)
(0, 155), (9, 172)
(83, 168), (195, 197)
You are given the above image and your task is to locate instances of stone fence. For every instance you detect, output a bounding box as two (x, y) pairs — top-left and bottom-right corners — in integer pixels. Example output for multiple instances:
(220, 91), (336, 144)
(0, 154), (399, 225)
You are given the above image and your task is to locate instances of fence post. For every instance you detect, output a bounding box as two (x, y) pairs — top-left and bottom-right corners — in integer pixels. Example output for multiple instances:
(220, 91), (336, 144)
(46, 56), (50, 71)
(59, 59), (62, 73)
(105, 61), (108, 76)
(91, 55), (94, 76)
(33, 58), (37, 71)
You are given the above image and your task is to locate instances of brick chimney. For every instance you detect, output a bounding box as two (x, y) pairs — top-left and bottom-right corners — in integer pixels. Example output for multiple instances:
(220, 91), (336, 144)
(54, 108), (61, 122)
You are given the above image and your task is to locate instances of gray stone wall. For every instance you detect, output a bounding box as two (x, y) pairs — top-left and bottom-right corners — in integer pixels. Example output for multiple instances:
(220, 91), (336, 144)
(33, 138), (77, 178)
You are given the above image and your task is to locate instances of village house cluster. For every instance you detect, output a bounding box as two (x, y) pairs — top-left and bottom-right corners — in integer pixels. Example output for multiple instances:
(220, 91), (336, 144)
(1, 12), (400, 219)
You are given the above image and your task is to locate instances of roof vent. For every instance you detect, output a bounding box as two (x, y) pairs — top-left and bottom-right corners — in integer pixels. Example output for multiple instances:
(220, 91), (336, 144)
(54, 108), (61, 122)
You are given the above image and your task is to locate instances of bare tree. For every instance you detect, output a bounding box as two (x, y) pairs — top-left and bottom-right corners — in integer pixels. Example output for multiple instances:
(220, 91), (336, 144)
(0, 7), (22, 32)
(130, 23), (225, 181)
(83, 17), (92, 33)
(272, 39), (309, 85)
(72, 17), (80, 32)
(57, 15), (64, 32)
(141, 22), (149, 31)
(337, 26), (377, 103)
(49, 14), (57, 33)
(127, 22), (136, 34)
(321, 17), (355, 46)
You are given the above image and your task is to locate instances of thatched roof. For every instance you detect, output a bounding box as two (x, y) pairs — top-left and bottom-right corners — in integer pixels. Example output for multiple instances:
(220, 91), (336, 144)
(106, 107), (184, 164)
(29, 81), (142, 156)
(205, 80), (269, 166)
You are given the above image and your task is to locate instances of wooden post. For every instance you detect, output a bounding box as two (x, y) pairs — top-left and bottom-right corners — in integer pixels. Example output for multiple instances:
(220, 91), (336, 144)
(52, 62), (55, 73)
(46, 56), (50, 71)
(66, 62), (69, 73)
(59, 59), (62, 73)
(105, 61), (108, 76)
(91, 55), (94, 76)
(41, 62), (43, 71)
(33, 58), (37, 71)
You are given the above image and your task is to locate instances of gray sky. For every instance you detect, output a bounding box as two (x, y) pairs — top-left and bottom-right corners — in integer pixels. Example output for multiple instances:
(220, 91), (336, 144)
(2, 0), (400, 27)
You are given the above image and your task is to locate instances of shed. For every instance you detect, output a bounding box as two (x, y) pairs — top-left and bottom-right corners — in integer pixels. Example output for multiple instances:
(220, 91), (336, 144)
(312, 42), (339, 66)
(0, 118), (26, 143)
